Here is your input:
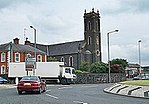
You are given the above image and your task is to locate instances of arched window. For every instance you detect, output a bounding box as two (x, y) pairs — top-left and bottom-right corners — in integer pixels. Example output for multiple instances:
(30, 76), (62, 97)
(96, 50), (100, 56)
(15, 52), (20, 62)
(1, 52), (6, 62)
(88, 21), (91, 30)
(37, 55), (42, 62)
(1, 65), (5, 74)
(69, 56), (73, 66)
(88, 36), (91, 45)
(61, 57), (64, 62)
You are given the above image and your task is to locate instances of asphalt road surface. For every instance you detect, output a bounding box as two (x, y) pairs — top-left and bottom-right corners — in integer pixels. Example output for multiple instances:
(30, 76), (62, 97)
(0, 84), (148, 104)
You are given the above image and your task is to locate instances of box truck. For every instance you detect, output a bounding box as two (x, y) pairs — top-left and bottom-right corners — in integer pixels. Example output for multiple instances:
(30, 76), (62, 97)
(8, 62), (76, 84)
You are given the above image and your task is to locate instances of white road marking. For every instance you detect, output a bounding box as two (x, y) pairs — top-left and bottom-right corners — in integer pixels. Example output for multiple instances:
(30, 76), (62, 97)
(73, 100), (88, 104)
(58, 86), (73, 90)
(45, 89), (51, 93)
(46, 94), (58, 99)
(81, 85), (98, 88)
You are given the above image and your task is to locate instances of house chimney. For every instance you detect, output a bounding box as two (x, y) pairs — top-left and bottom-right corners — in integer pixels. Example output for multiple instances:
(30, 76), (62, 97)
(24, 37), (31, 45)
(13, 38), (19, 44)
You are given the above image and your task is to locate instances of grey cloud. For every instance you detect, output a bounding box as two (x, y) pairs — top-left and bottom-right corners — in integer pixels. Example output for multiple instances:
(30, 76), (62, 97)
(103, 0), (149, 15)
(121, 0), (149, 13)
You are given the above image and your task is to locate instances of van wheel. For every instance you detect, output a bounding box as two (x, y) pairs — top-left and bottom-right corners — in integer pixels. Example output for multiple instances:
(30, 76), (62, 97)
(61, 78), (67, 85)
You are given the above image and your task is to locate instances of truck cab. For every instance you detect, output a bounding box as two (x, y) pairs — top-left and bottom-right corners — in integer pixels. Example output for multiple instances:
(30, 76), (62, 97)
(60, 67), (76, 84)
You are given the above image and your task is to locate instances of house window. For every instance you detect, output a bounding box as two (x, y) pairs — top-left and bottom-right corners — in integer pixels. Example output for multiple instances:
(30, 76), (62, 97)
(88, 36), (91, 45)
(1, 52), (6, 62)
(15, 53), (20, 62)
(69, 56), (73, 66)
(37, 55), (42, 62)
(88, 21), (91, 30)
(27, 53), (31, 58)
(61, 57), (64, 62)
(1, 65), (5, 74)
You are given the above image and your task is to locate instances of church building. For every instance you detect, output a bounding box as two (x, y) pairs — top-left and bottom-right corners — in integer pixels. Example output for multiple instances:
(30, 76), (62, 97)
(32, 8), (102, 69)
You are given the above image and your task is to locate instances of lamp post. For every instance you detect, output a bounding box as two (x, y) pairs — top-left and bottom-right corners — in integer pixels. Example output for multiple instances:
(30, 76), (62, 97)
(138, 40), (141, 74)
(107, 29), (119, 83)
(30, 26), (36, 75)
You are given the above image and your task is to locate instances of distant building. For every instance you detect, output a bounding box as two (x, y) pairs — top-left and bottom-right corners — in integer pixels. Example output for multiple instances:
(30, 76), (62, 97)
(0, 38), (46, 78)
(125, 63), (143, 78)
(31, 8), (102, 69)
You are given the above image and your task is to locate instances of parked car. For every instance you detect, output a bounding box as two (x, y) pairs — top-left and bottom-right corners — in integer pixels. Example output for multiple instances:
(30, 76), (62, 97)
(17, 76), (46, 94)
(133, 73), (149, 80)
(0, 77), (8, 84)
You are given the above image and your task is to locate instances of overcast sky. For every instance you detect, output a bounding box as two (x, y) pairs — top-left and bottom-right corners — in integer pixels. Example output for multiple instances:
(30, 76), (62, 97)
(0, 0), (149, 66)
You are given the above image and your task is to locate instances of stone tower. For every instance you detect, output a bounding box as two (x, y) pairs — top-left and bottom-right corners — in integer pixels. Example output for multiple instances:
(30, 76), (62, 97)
(83, 8), (101, 63)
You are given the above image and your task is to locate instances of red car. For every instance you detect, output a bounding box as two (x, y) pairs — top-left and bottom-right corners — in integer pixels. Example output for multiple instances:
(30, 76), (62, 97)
(17, 76), (46, 94)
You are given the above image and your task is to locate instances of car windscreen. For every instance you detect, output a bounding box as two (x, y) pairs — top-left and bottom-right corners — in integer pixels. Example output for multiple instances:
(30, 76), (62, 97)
(21, 76), (38, 81)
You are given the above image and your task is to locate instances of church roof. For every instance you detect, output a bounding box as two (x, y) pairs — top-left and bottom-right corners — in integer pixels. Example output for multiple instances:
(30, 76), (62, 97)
(32, 40), (84, 56)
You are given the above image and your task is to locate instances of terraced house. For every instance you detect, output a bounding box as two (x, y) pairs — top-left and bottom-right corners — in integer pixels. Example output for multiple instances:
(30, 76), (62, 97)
(0, 38), (46, 78)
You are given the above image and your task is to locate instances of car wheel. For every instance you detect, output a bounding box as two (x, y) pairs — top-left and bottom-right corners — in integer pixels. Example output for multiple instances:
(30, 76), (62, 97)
(18, 91), (22, 95)
(37, 87), (42, 94)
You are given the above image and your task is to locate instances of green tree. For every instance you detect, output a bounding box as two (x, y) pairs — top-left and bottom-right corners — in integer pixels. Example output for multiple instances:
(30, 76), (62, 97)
(79, 61), (90, 72)
(90, 62), (108, 73)
(110, 58), (128, 73)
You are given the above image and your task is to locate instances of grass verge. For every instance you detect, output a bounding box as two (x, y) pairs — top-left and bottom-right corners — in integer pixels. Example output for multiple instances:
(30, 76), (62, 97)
(120, 80), (149, 86)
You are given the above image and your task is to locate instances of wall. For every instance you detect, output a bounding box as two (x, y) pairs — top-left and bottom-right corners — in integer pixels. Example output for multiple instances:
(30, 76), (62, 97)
(75, 73), (126, 84)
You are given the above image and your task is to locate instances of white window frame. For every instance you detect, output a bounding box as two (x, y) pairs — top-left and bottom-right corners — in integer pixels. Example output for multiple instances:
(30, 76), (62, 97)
(69, 56), (73, 66)
(15, 52), (20, 62)
(1, 65), (5, 74)
(37, 55), (42, 62)
(27, 53), (31, 58)
(61, 57), (64, 62)
(1, 52), (6, 62)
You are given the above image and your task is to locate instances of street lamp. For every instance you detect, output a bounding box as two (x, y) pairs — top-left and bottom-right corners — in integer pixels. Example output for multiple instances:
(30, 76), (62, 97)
(107, 29), (119, 83)
(30, 26), (37, 75)
(138, 40), (141, 74)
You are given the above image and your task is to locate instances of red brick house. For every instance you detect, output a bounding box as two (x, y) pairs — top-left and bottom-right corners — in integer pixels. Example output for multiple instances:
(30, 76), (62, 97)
(0, 38), (47, 78)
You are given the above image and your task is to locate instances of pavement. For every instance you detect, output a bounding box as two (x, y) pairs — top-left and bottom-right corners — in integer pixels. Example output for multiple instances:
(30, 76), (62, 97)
(104, 83), (149, 99)
(0, 84), (16, 89)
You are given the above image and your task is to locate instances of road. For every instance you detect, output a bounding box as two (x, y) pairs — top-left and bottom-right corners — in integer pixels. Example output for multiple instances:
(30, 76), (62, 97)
(0, 84), (148, 104)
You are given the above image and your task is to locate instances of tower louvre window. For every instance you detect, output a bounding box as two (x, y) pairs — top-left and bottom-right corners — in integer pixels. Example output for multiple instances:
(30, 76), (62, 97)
(88, 36), (91, 45)
(88, 21), (91, 30)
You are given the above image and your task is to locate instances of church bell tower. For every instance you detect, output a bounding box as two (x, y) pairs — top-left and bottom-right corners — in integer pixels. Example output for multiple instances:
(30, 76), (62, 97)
(83, 8), (101, 63)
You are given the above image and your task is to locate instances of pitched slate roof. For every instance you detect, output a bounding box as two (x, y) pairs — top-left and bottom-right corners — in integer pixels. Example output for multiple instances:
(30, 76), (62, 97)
(0, 42), (10, 51)
(49, 40), (84, 56)
(31, 40), (84, 56)
(0, 42), (46, 54)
